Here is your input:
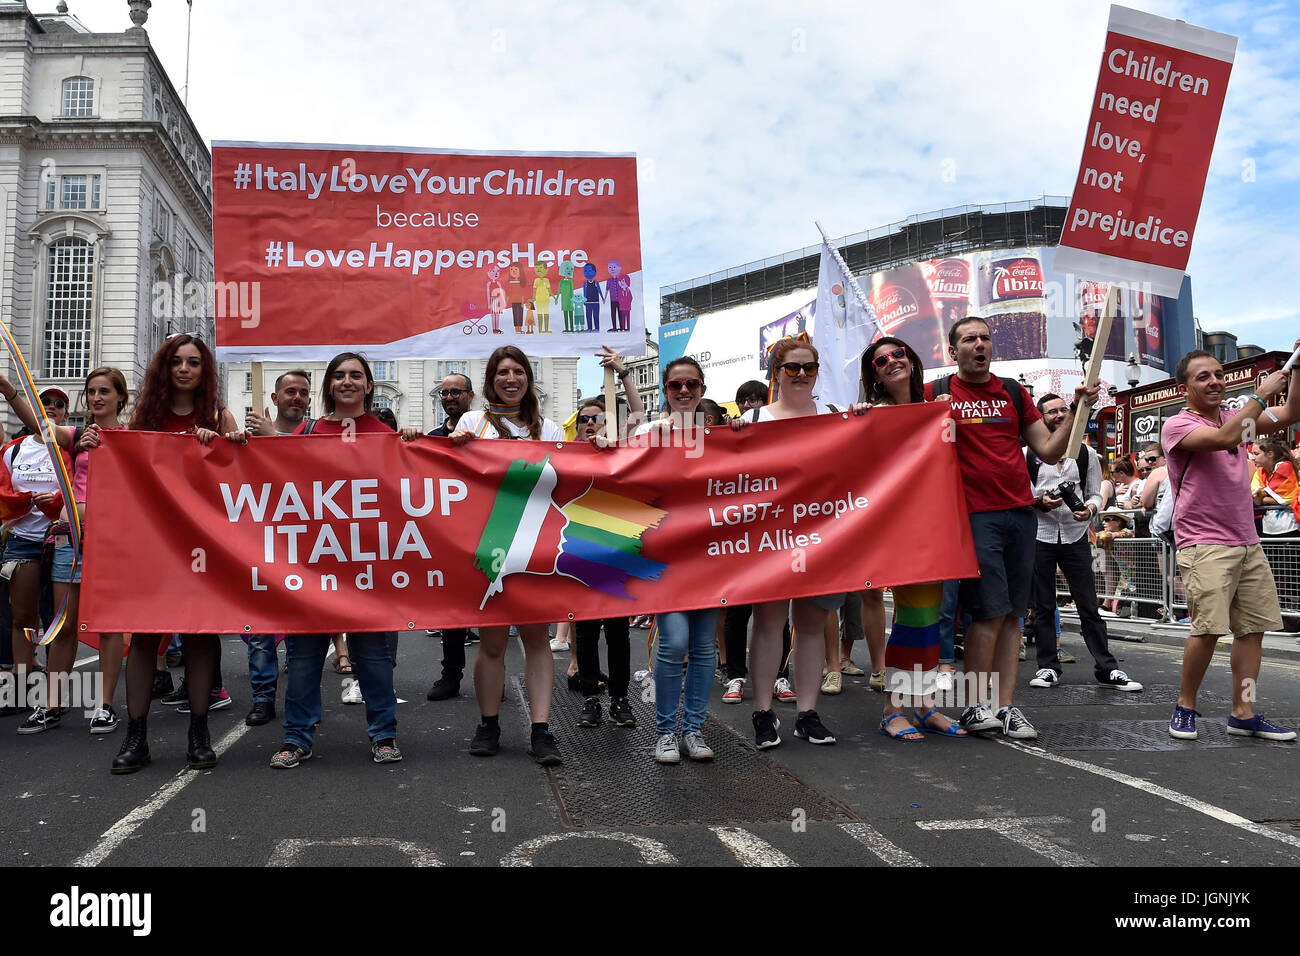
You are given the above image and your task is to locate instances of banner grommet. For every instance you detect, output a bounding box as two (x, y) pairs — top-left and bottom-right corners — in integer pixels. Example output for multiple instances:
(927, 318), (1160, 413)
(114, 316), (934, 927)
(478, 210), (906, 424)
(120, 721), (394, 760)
(567, 612), (575, 620)
(720, 598), (728, 605)
(243, 625), (252, 632)
(407, 622), (415, 629)
(79, 624), (86, 631)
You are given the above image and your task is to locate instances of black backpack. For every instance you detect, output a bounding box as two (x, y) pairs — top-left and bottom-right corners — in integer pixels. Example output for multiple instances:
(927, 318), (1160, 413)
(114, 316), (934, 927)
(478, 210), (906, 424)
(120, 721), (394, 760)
(929, 374), (1024, 422)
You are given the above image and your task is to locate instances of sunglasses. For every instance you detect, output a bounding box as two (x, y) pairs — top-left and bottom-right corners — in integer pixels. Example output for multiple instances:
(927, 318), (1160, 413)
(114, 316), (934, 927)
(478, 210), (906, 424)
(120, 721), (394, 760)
(43, 398), (66, 410)
(577, 413), (605, 425)
(439, 388), (467, 398)
(778, 361), (820, 377)
(1143, 456), (1159, 463)
(872, 347), (907, 369)
(666, 378), (703, 391)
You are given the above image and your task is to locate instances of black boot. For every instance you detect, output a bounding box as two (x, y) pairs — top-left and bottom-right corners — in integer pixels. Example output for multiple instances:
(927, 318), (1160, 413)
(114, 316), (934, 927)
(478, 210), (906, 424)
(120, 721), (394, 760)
(187, 714), (217, 770)
(111, 716), (151, 774)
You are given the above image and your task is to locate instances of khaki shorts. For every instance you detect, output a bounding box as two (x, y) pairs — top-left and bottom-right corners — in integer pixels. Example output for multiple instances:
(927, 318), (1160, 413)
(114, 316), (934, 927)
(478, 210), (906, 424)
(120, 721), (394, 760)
(1176, 544), (1283, 637)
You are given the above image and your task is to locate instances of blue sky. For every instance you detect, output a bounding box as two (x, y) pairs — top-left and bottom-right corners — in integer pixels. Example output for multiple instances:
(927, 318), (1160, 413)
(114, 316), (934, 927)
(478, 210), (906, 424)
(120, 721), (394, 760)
(71, 0), (1300, 393)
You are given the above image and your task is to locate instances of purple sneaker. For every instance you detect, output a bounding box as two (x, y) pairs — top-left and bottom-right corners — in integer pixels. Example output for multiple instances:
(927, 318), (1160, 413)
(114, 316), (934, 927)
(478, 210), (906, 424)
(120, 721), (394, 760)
(1226, 714), (1297, 741)
(1169, 705), (1200, 740)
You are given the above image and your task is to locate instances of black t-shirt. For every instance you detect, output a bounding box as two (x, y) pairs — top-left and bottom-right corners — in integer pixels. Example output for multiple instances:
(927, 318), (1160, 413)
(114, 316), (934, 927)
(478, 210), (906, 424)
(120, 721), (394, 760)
(427, 422), (453, 437)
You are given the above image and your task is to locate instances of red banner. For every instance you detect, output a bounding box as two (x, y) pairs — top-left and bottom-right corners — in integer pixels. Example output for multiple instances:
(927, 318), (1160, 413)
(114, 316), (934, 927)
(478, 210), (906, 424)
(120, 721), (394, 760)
(211, 142), (643, 361)
(80, 406), (977, 634)
(1055, 7), (1235, 297)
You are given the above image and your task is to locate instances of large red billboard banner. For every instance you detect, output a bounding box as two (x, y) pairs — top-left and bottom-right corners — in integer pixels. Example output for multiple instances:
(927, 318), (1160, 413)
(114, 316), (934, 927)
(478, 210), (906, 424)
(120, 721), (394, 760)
(80, 406), (977, 634)
(1055, 6), (1236, 297)
(212, 142), (643, 361)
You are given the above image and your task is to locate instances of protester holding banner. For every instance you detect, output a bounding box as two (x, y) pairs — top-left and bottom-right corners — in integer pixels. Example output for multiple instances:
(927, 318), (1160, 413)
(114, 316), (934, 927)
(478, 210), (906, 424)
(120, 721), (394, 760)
(860, 338), (967, 740)
(733, 335), (867, 749)
(0, 382), (72, 730)
(268, 352), (404, 768)
(450, 345), (565, 765)
(926, 317), (1098, 741)
(112, 334), (238, 773)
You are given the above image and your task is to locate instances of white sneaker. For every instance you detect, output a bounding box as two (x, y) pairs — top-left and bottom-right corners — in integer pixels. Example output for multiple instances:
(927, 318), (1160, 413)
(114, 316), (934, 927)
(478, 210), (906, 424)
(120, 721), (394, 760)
(1099, 669), (1143, 692)
(935, 670), (955, 693)
(341, 679), (364, 705)
(773, 677), (797, 703)
(959, 702), (1001, 733)
(998, 705), (1038, 739)
(1029, 668), (1060, 688)
(722, 678), (745, 704)
(549, 638), (569, 652)
(654, 733), (680, 764)
(681, 731), (714, 761)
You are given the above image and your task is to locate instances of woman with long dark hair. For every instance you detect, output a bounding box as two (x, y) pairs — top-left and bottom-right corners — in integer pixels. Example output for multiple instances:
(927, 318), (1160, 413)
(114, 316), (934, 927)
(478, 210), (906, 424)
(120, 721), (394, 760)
(269, 352), (408, 768)
(450, 346), (565, 765)
(861, 336), (967, 740)
(113, 334), (238, 773)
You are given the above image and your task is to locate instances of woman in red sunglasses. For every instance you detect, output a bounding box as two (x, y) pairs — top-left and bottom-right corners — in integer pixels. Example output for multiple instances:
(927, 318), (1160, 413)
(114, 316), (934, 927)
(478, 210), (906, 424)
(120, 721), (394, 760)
(860, 336), (967, 741)
(731, 335), (867, 751)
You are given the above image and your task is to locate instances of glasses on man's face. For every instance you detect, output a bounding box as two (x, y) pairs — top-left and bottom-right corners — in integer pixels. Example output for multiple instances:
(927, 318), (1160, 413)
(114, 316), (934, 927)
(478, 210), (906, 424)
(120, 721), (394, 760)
(666, 378), (703, 392)
(439, 388), (467, 398)
(872, 347), (907, 369)
(578, 413), (605, 425)
(778, 361), (820, 378)
(1143, 456), (1159, 464)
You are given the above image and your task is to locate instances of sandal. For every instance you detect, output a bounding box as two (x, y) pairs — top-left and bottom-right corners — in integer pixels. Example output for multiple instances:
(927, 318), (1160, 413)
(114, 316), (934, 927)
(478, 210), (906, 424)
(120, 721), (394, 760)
(878, 713), (924, 741)
(333, 654), (353, 675)
(912, 708), (968, 737)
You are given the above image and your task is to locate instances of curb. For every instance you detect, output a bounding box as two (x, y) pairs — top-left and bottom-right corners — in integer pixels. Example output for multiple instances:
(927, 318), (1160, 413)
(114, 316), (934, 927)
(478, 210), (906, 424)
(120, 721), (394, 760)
(1057, 610), (1300, 662)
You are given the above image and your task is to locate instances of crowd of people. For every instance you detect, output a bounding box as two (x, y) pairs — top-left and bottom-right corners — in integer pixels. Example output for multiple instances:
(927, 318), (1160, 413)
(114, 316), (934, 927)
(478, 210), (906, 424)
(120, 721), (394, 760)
(2, 315), (1297, 777)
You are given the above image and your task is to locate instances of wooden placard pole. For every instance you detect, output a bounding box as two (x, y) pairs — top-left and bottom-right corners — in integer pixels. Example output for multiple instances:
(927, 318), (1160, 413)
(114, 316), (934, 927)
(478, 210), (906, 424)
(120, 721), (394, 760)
(603, 364), (617, 442)
(1064, 285), (1118, 457)
(251, 361), (265, 423)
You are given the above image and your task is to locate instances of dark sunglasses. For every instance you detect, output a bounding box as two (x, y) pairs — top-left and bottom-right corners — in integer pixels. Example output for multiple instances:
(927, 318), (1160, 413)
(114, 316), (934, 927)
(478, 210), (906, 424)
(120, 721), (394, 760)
(872, 347), (907, 369)
(1142, 455), (1159, 463)
(577, 413), (605, 425)
(439, 388), (467, 398)
(43, 398), (66, 410)
(666, 378), (703, 391)
(778, 361), (820, 377)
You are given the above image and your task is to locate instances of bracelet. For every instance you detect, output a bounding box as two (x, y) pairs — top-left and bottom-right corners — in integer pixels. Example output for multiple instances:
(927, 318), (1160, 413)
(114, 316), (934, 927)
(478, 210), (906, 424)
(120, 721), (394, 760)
(1248, 391), (1267, 409)
(618, 369), (632, 378)
(1069, 400), (1078, 413)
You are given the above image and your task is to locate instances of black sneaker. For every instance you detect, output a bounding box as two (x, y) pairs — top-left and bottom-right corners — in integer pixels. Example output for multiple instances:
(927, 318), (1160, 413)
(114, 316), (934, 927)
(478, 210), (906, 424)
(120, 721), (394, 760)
(608, 697), (636, 727)
(528, 730), (563, 766)
(159, 681), (188, 706)
(752, 708), (781, 749)
(469, 722), (500, 756)
(793, 709), (836, 745)
(426, 676), (460, 701)
(17, 706), (61, 734)
(150, 671), (174, 699)
(244, 701), (275, 726)
(89, 706), (119, 735)
(578, 696), (602, 727)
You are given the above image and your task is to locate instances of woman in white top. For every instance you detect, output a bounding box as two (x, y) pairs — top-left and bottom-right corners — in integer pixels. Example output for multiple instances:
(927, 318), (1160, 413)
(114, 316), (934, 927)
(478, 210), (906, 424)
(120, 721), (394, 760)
(732, 335), (867, 750)
(450, 346), (564, 765)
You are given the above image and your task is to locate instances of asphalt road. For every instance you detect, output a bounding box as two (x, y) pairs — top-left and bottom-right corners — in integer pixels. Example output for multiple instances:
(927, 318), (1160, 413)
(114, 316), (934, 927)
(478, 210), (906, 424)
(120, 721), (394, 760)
(3, 626), (1299, 872)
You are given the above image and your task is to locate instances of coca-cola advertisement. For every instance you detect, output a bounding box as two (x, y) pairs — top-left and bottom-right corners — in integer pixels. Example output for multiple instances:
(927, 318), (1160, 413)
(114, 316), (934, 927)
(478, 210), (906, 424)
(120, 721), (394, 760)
(1133, 289), (1166, 371)
(1076, 279), (1127, 363)
(868, 263), (947, 368)
(975, 253), (1047, 360)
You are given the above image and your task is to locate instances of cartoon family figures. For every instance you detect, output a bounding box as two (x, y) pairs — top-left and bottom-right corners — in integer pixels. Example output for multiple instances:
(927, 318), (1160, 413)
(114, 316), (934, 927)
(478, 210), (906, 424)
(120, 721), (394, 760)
(605, 259), (632, 332)
(532, 263), (553, 334)
(582, 263), (601, 331)
(485, 265), (507, 334)
(505, 262), (530, 333)
(558, 259), (576, 332)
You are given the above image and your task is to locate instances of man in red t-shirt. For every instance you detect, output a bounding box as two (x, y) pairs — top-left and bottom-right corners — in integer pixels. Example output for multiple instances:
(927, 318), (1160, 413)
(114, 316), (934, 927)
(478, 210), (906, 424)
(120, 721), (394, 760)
(926, 316), (1098, 739)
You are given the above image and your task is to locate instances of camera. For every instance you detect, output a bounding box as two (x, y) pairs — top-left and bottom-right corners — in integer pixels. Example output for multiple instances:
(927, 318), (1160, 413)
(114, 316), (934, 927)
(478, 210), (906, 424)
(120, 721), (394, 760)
(1054, 480), (1087, 513)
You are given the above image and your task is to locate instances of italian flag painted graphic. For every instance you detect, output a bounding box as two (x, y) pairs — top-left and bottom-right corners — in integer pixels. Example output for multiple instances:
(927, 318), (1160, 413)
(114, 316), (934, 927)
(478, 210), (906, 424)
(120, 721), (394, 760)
(474, 457), (668, 608)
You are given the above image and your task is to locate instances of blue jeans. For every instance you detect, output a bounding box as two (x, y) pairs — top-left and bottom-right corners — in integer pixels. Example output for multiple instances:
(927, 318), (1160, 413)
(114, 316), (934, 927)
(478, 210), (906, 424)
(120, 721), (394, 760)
(654, 609), (719, 735)
(938, 579), (959, 665)
(283, 632), (397, 749)
(247, 634), (279, 703)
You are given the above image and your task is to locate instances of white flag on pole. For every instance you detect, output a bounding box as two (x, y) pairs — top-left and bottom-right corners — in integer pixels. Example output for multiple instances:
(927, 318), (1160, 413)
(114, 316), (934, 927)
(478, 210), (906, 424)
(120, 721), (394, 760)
(812, 238), (878, 408)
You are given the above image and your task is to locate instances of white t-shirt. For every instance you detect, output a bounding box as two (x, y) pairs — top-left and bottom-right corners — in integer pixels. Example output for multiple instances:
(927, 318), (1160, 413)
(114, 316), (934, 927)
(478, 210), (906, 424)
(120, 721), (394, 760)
(753, 400), (840, 423)
(6, 436), (58, 541)
(457, 409), (565, 442)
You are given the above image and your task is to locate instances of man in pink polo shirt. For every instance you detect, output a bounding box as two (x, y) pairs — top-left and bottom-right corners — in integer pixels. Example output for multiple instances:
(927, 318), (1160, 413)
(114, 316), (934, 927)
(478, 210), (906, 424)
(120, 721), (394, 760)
(1163, 347), (1300, 741)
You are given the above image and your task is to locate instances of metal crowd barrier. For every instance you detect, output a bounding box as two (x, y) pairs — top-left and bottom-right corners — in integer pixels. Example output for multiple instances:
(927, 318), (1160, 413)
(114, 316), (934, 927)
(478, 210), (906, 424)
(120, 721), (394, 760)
(1055, 531), (1300, 629)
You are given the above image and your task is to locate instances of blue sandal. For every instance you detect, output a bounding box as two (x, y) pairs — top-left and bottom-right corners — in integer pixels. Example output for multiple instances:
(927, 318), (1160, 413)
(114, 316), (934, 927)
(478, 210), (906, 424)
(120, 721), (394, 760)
(879, 714), (924, 741)
(912, 708), (967, 737)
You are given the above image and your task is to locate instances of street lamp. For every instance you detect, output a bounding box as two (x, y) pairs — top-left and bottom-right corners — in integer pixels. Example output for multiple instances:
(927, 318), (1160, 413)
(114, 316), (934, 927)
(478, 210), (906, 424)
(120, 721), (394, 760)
(1017, 373), (1034, 399)
(1125, 354), (1141, 388)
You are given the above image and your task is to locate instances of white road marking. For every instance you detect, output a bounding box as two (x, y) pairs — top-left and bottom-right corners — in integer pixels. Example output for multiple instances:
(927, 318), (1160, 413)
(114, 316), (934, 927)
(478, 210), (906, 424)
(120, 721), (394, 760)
(839, 822), (925, 866)
(500, 831), (678, 867)
(73, 719), (252, 867)
(708, 826), (796, 867)
(267, 837), (442, 866)
(73, 655), (99, 668)
(916, 815), (1093, 866)
(995, 738), (1300, 852)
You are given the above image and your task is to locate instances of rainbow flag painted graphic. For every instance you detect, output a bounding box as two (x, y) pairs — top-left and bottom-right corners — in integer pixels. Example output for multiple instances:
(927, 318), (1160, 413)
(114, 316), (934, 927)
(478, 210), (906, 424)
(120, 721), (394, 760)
(474, 456), (667, 607)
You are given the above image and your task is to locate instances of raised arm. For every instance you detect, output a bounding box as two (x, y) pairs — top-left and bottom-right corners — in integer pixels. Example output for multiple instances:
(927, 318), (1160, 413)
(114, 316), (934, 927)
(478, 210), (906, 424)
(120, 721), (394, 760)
(1023, 383), (1101, 464)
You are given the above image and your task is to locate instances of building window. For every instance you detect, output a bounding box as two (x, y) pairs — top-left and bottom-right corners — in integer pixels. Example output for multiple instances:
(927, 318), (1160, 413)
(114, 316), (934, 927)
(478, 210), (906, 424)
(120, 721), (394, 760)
(244, 372), (252, 392)
(372, 361), (396, 380)
(185, 237), (198, 276)
(44, 174), (102, 211)
(154, 200), (172, 242)
(60, 77), (95, 117)
(373, 394), (393, 410)
(43, 238), (94, 379)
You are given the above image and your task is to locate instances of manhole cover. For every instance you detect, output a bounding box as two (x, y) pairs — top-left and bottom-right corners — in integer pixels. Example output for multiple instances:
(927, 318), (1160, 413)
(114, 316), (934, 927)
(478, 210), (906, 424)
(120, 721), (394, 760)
(526, 675), (857, 828)
(1035, 717), (1300, 751)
